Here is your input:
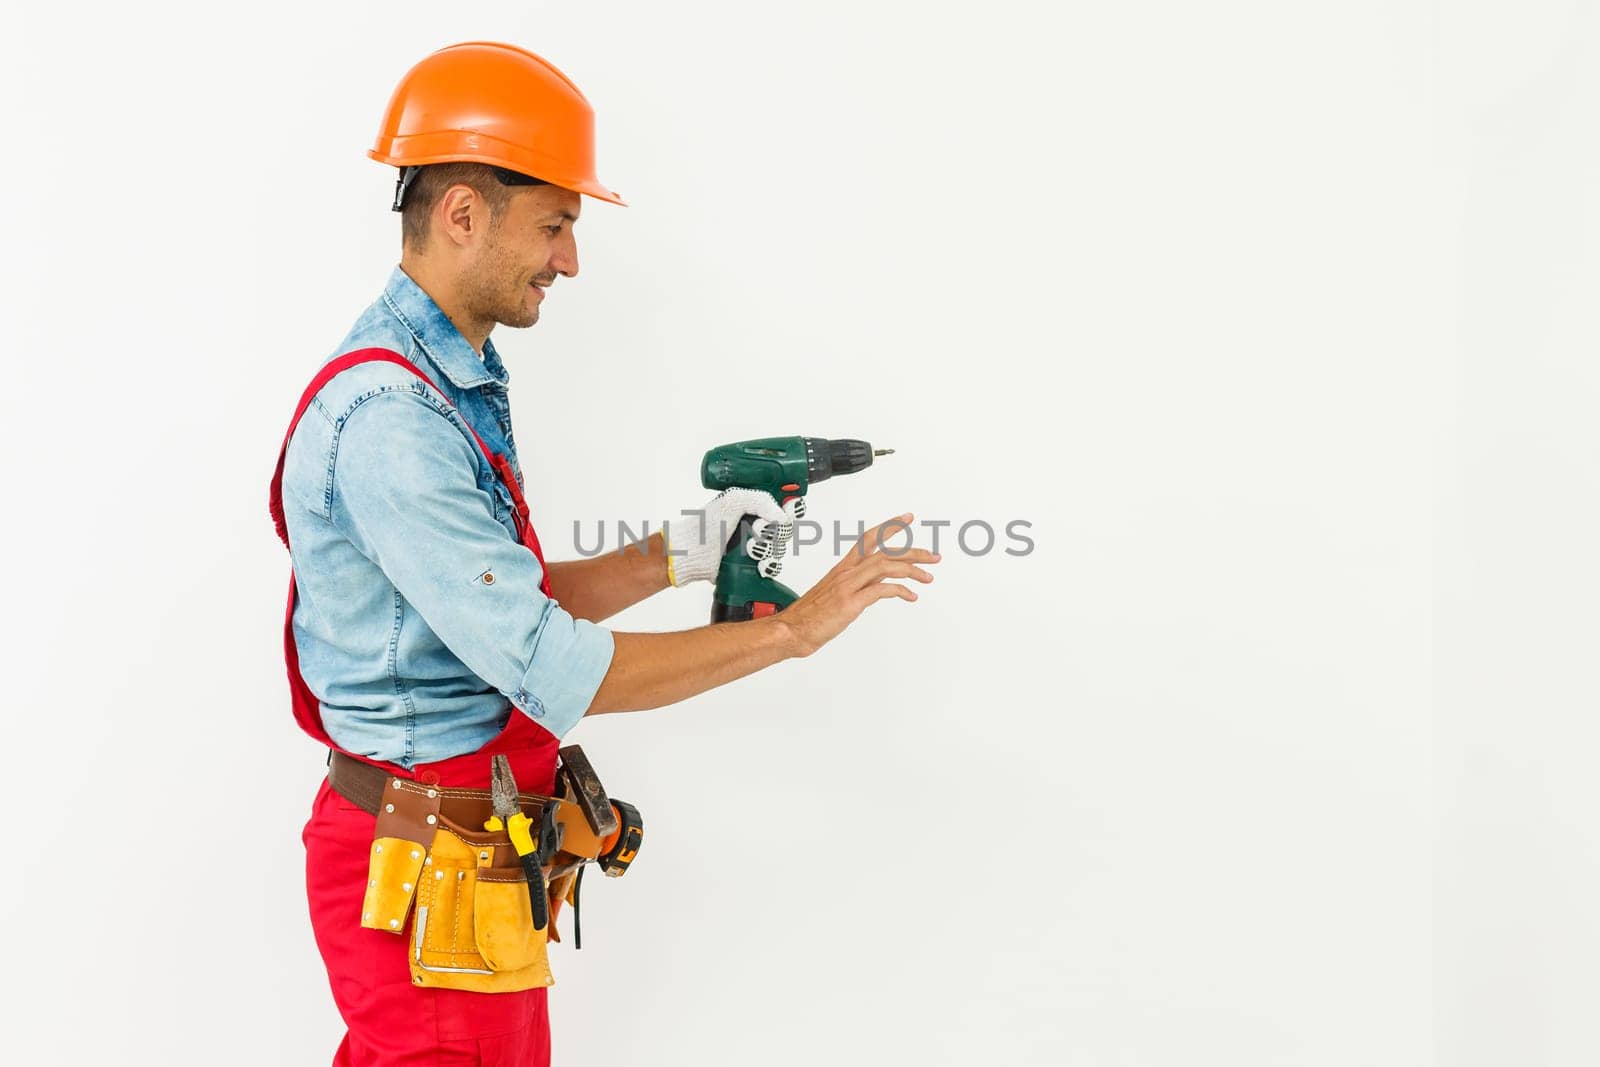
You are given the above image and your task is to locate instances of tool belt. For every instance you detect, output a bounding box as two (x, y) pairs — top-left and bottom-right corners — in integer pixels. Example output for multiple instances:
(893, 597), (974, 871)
(328, 745), (643, 994)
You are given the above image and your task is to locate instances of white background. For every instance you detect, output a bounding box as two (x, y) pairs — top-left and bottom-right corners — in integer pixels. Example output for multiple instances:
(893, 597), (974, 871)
(0, 1), (1566, 1064)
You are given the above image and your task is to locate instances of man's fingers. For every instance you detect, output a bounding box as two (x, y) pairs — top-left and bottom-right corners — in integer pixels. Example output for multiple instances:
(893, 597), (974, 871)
(864, 513), (915, 553)
(839, 513), (916, 567)
(855, 558), (935, 587)
(876, 552), (939, 580)
(853, 583), (916, 612)
(881, 548), (940, 566)
(832, 525), (939, 587)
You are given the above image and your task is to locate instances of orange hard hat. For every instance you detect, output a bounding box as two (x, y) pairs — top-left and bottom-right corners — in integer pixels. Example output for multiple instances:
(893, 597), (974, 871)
(370, 41), (624, 208)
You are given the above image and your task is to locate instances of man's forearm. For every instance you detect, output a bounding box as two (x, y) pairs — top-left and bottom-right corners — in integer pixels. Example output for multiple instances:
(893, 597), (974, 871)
(545, 532), (671, 622)
(585, 616), (797, 715)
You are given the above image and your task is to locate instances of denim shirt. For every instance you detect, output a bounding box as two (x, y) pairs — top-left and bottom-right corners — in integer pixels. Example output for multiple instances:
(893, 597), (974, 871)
(279, 267), (614, 766)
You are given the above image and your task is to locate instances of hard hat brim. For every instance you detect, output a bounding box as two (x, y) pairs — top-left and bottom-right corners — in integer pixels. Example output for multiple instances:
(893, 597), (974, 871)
(369, 145), (625, 207)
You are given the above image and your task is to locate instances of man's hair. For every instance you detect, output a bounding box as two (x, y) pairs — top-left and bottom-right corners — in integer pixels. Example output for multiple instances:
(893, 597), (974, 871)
(400, 163), (514, 251)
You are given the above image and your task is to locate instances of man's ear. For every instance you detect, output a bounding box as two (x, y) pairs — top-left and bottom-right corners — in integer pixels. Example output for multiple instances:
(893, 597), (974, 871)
(436, 184), (483, 248)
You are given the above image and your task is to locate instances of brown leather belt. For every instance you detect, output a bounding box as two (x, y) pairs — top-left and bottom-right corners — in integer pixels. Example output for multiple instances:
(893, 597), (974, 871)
(327, 750), (615, 872)
(329, 749), (554, 824)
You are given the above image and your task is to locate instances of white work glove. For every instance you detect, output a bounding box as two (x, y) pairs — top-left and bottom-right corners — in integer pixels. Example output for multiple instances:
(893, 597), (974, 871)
(664, 488), (792, 587)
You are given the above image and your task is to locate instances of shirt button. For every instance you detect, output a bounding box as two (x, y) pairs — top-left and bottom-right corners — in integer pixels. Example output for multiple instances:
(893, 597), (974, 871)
(419, 770), (440, 786)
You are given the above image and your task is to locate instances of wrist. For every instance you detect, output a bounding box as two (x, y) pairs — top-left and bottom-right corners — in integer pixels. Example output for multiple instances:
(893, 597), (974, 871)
(648, 530), (675, 588)
(662, 524), (688, 587)
(765, 611), (809, 660)
(663, 522), (715, 587)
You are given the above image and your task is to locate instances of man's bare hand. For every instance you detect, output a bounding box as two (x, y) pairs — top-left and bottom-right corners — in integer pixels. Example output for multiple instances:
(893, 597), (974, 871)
(778, 512), (940, 658)
(587, 513), (938, 716)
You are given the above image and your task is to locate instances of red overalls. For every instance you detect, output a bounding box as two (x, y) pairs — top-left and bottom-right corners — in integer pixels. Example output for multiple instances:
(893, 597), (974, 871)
(271, 350), (560, 1066)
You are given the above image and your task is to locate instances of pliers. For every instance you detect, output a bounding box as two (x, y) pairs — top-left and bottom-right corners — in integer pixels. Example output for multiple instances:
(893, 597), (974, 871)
(485, 754), (562, 931)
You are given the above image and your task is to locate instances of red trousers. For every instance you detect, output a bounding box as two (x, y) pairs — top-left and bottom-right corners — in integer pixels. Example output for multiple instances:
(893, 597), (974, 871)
(303, 779), (552, 1066)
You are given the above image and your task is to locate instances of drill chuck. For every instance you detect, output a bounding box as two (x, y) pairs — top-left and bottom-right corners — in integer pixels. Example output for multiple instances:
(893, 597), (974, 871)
(804, 438), (886, 484)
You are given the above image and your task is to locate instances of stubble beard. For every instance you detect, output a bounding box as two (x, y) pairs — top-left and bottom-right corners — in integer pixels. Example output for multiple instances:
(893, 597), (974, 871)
(466, 238), (540, 331)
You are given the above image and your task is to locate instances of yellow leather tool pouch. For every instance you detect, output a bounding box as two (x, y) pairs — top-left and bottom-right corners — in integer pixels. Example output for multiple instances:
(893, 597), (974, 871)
(360, 836), (429, 933)
(359, 776), (440, 935)
(409, 815), (552, 992)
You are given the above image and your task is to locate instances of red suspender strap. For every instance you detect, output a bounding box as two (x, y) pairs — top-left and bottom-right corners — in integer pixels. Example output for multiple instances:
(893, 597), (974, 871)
(270, 349), (411, 549)
(269, 348), (553, 751)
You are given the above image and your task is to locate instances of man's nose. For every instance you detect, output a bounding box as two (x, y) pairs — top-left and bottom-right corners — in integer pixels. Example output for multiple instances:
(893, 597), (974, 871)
(550, 232), (579, 279)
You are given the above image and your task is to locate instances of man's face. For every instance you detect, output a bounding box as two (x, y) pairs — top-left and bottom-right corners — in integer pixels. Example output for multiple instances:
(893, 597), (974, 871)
(462, 184), (582, 330)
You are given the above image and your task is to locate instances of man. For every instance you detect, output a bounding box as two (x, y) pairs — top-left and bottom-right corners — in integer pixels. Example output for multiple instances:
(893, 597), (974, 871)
(269, 42), (939, 1066)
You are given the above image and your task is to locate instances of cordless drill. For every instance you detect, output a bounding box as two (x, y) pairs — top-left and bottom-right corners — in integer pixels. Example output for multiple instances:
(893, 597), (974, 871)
(700, 436), (891, 622)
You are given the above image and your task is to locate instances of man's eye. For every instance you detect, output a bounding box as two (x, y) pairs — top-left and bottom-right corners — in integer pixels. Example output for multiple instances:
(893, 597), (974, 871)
(545, 225), (563, 236)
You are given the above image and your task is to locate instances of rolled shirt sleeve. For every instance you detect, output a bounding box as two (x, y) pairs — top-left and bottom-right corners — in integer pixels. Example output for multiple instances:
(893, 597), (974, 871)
(329, 388), (612, 738)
